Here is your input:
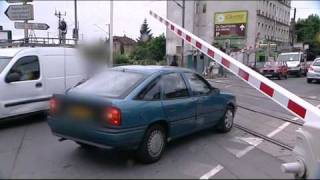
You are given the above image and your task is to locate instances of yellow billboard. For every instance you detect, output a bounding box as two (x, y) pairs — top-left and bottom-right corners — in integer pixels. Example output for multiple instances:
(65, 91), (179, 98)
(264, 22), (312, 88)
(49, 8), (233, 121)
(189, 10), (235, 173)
(214, 11), (248, 25)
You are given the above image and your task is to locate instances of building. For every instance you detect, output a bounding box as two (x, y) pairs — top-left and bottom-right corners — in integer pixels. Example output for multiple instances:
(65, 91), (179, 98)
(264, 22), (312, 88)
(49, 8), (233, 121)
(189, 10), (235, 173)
(113, 35), (136, 55)
(166, 0), (292, 71)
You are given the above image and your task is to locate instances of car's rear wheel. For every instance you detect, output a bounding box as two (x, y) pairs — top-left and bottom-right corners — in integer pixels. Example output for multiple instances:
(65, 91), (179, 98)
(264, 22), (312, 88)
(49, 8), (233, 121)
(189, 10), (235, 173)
(136, 124), (167, 164)
(217, 107), (234, 133)
(307, 78), (312, 83)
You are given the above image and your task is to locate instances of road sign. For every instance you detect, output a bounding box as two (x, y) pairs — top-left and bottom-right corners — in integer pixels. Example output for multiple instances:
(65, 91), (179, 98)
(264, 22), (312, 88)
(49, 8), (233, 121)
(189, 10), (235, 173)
(0, 30), (12, 43)
(4, 4), (34, 21)
(214, 11), (248, 39)
(14, 22), (50, 30)
(5, 0), (33, 3)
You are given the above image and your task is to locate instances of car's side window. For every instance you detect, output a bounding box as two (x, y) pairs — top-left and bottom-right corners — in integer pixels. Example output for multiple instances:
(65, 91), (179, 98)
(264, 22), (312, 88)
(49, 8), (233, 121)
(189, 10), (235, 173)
(184, 73), (211, 96)
(137, 77), (161, 101)
(6, 56), (40, 82)
(162, 73), (189, 99)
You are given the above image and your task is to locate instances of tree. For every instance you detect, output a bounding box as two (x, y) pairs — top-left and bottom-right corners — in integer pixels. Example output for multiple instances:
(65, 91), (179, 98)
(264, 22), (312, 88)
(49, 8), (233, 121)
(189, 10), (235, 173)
(295, 14), (320, 57)
(130, 34), (166, 62)
(137, 18), (153, 43)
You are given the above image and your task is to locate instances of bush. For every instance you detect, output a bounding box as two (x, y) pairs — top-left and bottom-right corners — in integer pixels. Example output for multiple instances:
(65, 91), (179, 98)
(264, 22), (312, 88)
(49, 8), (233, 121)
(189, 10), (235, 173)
(114, 54), (130, 65)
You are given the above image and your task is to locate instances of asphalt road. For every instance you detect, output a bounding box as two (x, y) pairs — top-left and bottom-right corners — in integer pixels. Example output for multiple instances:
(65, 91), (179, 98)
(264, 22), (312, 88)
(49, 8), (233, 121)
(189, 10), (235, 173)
(0, 75), (319, 179)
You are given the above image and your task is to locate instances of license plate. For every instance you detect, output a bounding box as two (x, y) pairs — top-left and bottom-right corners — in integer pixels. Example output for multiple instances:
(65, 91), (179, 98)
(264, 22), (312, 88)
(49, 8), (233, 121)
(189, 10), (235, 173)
(68, 106), (93, 119)
(265, 74), (272, 77)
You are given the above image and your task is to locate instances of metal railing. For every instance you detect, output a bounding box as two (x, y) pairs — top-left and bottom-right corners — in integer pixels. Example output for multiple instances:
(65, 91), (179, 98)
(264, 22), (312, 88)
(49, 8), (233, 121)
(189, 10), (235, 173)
(0, 37), (76, 48)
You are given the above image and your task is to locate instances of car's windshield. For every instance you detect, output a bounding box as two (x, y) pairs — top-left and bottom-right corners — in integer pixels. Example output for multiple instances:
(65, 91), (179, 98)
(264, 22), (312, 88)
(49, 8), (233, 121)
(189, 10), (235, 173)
(73, 70), (145, 98)
(313, 60), (320, 66)
(0, 56), (12, 73)
(277, 54), (300, 61)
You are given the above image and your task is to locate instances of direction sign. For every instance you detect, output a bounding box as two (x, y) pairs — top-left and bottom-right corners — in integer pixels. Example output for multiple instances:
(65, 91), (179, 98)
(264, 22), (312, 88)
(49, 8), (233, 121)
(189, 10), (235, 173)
(14, 22), (50, 30)
(5, 4), (34, 21)
(5, 0), (33, 3)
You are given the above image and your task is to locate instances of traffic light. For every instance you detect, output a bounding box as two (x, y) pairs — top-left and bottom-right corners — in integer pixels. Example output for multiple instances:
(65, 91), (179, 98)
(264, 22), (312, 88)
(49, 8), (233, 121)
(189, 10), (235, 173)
(58, 20), (67, 33)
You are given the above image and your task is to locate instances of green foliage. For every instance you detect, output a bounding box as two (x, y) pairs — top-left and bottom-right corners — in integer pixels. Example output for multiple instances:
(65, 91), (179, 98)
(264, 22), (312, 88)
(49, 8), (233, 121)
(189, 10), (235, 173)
(137, 19), (153, 43)
(130, 33), (166, 62)
(114, 53), (130, 65)
(295, 14), (320, 57)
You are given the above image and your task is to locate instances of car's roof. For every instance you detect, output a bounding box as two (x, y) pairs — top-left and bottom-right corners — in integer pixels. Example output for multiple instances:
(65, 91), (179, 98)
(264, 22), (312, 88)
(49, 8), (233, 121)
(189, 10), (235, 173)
(112, 65), (195, 75)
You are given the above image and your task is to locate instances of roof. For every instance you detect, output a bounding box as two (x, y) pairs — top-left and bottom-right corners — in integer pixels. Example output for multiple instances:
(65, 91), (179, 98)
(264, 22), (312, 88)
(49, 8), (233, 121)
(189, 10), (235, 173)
(113, 36), (136, 45)
(0, 47), (26, 57)
(112, 65), (194, 75)
(0, 47), (76, 57)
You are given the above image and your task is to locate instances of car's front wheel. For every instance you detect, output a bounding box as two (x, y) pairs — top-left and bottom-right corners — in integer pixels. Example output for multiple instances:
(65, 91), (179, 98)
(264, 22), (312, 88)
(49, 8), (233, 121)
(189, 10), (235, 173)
(217, 107), (234, 133)
(136, 124), (167, 164)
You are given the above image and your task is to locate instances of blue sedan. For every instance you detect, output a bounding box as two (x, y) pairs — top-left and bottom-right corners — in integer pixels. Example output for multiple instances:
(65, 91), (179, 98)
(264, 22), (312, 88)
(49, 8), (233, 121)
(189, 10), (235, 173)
(48, 65), (236, 163)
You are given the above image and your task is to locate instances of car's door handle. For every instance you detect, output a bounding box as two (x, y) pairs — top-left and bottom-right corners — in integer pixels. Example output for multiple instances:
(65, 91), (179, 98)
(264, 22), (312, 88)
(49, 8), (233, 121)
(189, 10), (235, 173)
(35, 82), (42, 88)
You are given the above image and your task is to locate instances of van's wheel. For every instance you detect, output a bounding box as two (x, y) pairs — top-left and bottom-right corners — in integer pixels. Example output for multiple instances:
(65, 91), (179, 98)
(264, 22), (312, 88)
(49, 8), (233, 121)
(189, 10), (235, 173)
(217, 107), (234, 133)
(136, 124), (167, 164)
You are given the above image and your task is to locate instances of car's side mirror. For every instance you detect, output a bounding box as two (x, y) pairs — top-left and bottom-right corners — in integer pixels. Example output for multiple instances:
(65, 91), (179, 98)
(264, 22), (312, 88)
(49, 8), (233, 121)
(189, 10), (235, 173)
(5, 72), (21, 83)
(211, 87), (220, 95)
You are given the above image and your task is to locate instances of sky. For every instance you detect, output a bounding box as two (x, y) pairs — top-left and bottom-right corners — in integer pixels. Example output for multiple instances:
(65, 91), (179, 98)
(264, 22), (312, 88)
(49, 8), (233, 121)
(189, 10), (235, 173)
(0, 1), (319, 41)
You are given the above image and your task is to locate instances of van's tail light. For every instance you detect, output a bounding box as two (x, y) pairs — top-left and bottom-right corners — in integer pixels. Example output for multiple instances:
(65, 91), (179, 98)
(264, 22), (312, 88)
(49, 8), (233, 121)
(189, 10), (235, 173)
(49, 97), (59, 115)
(104, 107), (121, 126)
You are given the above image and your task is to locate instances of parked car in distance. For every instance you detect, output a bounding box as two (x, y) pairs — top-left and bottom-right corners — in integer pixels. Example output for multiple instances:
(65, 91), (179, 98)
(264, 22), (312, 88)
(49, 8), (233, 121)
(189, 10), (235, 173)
(261, 61), (288, 80)
(277, 52), (307, 77)
(307, 58), (320, 83)
(0, 47), (88, 120)
(48, 65), (237, 163)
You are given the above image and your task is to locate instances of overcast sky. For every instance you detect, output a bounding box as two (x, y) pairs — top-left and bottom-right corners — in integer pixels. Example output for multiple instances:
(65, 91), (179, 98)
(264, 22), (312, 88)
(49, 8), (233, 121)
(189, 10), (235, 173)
(0, 1), (319, 41)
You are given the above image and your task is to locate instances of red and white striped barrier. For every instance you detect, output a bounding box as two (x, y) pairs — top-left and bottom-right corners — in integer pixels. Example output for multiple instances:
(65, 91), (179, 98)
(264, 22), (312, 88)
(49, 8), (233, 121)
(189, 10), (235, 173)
(149, 10), (320, 124)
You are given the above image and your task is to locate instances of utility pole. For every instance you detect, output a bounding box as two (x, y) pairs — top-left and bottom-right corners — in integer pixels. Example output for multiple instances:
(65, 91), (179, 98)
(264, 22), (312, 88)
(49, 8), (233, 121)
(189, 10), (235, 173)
(23, 0), (28, 44)
(290, 8), (296, 47)
(73, 0), (79, 45)
(109, 0), (113, 67)
(181, 0), (185, 67)
(55, 10), (66, 44)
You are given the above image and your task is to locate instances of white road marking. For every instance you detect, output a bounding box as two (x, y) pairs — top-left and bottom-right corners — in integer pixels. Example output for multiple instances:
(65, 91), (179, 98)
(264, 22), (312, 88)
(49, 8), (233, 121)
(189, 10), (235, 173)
(236, 122), (291, 158)
(309, 96), (317, 99)
(266, 122), (291, 138)
(225, 85), (232, 88)
(200, 165), (224, 179)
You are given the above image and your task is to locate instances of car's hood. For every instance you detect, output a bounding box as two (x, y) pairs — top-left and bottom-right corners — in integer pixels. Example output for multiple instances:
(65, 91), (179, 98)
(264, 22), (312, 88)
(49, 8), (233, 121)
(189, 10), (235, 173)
(286, 61), (300, 67)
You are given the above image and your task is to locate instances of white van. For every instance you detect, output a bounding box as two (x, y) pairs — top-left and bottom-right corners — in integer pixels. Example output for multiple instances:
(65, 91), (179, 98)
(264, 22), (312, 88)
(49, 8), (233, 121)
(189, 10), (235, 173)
(277, 52), (307, 77)
(0, 47), (88, 119)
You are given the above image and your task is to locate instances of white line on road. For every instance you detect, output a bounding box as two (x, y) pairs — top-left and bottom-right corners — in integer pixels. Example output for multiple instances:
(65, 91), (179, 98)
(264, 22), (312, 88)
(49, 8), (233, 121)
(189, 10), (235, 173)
(267, 122), (291, 138)
(200, 165), (224, 179)
(225, 85), (232, 88)
(236, 122), (291, 158)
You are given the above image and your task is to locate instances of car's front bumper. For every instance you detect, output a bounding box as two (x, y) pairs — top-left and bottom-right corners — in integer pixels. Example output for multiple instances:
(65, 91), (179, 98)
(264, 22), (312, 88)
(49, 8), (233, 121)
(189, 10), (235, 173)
(48, 116), (146, 150)
(288, 67), (301, 74)
(307, 71), (320, 80)
(262, 71), (280, 77)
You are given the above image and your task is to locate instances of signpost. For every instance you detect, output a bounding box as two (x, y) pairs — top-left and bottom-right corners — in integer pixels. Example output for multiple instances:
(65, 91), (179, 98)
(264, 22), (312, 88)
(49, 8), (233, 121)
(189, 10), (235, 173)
(214, 11), (248, 39)
(5, 0), (33, 3)
(4, 4), (34, 21)
(14, 22), (49, 30)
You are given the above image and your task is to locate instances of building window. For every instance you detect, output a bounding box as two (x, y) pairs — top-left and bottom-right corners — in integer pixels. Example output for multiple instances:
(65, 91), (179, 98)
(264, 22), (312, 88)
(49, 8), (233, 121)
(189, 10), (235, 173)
(202, 3), (207, 13)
